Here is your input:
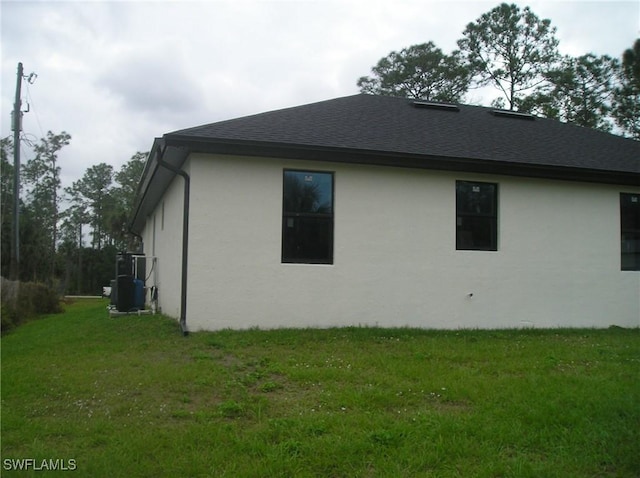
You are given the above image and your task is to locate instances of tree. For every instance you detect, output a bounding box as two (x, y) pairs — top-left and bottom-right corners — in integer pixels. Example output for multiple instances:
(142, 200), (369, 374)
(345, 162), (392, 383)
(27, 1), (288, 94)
(612, 39), (640, 139)
(19, 205), (52, 282)
(458, 3), (559, 110)
(357, 42), (472, 102)
(521, 53), (618, 132)
(21, 131), (71, 283)
(57, 152), (146, 293)
(114, 152), (146, 205)
(1, 137), (14, 278)
(110, 152), (146, 250)
(59, 192), (90, 293)
(65, 163), (114, 250)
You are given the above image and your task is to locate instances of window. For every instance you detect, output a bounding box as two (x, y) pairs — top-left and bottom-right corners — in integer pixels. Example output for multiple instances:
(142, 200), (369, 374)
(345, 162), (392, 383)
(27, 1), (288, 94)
(621, 193), (640, 271)
(456, 181), (498, 251)
(282, 170), (334, 264)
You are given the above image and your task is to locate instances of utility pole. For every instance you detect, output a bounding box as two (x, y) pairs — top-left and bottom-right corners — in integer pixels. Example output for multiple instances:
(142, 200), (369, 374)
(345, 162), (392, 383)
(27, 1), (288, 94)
(10, 62), (23, 280)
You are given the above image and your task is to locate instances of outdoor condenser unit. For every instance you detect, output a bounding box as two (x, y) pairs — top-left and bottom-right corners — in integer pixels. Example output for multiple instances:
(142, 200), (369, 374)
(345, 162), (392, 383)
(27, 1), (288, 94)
(114, 252), (146, 312)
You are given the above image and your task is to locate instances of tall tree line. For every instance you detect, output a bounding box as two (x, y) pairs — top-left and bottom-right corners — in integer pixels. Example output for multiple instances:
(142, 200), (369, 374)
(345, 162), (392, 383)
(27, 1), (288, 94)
(1, 133), (146, 294)
(358, 3), (640, 139)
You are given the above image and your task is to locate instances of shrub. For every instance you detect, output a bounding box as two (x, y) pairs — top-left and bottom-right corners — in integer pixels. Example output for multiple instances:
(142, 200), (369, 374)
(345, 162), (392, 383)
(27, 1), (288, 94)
(1, 277), (62, 333)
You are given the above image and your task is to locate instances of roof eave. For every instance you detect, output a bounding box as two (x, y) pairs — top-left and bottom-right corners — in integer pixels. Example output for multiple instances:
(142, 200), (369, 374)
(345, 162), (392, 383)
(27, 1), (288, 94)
(163, 134), (640, 187)
(130, 138), (190, 234)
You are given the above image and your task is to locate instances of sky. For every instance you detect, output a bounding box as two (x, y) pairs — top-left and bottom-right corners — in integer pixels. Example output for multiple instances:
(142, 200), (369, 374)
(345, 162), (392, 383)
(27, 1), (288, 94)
(1, 0), (639, 191)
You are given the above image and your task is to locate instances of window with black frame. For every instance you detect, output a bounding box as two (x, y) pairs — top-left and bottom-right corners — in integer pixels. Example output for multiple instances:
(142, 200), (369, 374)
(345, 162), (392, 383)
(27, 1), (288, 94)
(621, 193), (640, 271)
(456, 180), (498, 251)
(282, 170), (334, 264)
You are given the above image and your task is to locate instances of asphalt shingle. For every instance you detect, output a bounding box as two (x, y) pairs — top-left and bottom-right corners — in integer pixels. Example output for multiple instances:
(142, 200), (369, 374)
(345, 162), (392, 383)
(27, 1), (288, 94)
(168, 94), (639, 175)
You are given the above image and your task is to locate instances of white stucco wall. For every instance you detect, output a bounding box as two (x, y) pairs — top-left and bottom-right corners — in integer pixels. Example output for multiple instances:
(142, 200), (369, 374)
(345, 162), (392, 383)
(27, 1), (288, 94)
(141, 163), (187, 319)
(162, 153), (639, 331)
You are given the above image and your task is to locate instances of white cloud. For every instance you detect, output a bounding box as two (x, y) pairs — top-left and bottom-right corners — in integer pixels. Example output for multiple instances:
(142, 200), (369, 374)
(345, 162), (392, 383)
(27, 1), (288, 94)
(96, 45), (204, 117)
(2, 0), (638, 193)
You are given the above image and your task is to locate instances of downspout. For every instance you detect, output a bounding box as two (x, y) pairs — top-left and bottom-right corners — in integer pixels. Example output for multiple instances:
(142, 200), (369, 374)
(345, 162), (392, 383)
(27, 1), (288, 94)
(156, 145), (190, 336)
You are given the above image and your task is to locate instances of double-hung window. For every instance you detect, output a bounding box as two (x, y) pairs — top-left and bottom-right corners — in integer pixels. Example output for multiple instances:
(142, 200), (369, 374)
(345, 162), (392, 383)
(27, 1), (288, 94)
(456, 180), (498, 251)
(282, 170), (334, 264)
(621, 193), (640, 271)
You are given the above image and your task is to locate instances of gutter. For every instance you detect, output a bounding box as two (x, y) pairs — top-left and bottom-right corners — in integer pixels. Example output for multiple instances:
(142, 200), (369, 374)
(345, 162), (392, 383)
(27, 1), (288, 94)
(156, 145), (190, 336)
(165, 135), (640, 188)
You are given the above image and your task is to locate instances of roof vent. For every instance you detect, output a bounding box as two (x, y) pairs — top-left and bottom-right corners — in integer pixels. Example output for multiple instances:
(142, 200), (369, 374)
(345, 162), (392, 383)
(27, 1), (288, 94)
(413, 101), (460, 112)
(490, 109), (535, 120)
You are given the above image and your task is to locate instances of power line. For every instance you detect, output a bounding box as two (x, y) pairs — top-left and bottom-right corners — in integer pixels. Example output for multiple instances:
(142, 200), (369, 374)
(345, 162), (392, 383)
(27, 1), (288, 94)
(24, 81), (45, 140)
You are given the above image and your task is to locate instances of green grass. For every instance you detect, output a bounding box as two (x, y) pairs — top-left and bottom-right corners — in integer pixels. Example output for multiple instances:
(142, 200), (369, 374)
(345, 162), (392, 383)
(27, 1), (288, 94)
(2, 299), (639, 477)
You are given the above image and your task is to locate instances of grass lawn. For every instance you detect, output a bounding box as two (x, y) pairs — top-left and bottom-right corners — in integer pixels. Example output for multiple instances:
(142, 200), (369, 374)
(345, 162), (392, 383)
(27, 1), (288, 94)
(1, 299), (639, 477)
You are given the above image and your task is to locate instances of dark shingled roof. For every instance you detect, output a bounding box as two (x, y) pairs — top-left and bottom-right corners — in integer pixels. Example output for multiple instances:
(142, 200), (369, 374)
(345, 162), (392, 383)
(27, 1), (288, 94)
(131, 94), (639, 233)
(165, 94), (639, 181)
